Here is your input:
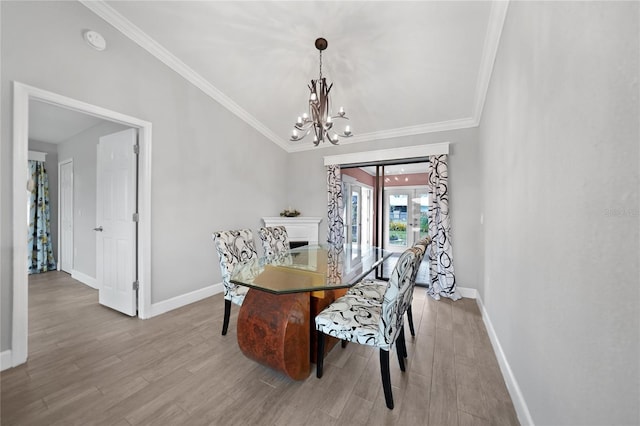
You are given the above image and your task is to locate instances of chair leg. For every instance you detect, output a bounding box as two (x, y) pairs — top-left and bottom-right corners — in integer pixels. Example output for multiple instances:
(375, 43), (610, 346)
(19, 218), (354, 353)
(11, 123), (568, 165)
(341, 340), (348, 349)
(379, 349), (394, 409)
(396, 337), (406, 372)
(222, 299), (231, 336)
(407, 305), (416, 337)
(316, 331), (326, 378)
(399, 326), (408, 359)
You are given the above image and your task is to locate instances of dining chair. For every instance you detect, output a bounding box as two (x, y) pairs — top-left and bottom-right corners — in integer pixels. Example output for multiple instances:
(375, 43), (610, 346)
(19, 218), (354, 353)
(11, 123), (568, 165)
(211, 229), (259, 336)
(258, 226), (290, 257)
(315, 247), (419, 409)
(347, 237), (430, 338)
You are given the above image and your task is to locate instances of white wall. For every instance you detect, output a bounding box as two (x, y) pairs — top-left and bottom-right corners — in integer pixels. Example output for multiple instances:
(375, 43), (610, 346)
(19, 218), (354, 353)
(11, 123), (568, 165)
(1, 1), (288, 351)
(478, 2), (639, 425)
(286, 127), (482, 293)
(57, 121), (130, 279)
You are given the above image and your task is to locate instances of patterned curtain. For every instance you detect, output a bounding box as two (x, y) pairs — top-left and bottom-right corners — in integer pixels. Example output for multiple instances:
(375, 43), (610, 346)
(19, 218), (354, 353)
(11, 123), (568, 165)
(28, 160), (56, 274)
(426, 155), (460, 300)
(326, 165), (345, 246)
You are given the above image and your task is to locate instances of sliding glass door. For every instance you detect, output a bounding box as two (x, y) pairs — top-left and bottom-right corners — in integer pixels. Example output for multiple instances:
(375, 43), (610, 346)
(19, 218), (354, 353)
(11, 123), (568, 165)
(340, 161), (429, 285)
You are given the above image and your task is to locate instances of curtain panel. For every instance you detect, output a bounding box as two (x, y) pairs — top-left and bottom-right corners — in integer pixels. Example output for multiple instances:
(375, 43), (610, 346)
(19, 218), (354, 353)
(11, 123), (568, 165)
(426, 155), (460, 300)
(28, 160), (57, 274)
(326, 165), (345, 246)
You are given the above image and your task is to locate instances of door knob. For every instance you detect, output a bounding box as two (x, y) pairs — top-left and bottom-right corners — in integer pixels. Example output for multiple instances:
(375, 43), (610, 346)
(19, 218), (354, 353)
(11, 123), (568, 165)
(93, 226), (103, 232)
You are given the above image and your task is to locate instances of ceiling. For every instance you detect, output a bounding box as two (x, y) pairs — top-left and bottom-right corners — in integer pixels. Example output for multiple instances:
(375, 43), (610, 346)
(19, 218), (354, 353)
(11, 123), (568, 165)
(29, 100), (106, 144)
(72, 1), (508, 152)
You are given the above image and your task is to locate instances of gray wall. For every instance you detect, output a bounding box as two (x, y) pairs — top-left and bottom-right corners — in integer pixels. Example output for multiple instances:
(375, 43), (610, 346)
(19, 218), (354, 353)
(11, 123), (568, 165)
(27, 140), (59, 263)
(1, 1), (288, 351)
(478, 2), (639, 425)
(57, 121), (130, 279)
(287, 127), (482, 292)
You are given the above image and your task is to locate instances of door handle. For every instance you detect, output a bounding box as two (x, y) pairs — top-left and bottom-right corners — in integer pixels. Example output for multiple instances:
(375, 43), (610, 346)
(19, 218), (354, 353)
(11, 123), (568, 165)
(93, 226), (103, 232)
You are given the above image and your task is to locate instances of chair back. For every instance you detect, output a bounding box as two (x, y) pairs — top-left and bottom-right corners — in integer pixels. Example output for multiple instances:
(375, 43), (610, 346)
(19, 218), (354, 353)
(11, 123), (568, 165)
(258, 226), (290, 257)
(406, 236), (430, 300)
(212, 229), (258, 298)
(379, 248), (418, 345)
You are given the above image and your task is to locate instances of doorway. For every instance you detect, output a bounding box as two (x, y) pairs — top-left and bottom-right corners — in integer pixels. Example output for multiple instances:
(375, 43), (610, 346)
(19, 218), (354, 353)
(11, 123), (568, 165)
(341, 160), (430, 283)
(11, 82), (152, 368)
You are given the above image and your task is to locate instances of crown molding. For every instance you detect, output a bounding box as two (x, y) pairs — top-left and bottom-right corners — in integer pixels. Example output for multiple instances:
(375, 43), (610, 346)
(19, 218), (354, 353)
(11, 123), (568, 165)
(81, 1), (508, 154)
(287, 117), (476, 153)
(79, 0), (290, 151)
(473, 0), (510, 121)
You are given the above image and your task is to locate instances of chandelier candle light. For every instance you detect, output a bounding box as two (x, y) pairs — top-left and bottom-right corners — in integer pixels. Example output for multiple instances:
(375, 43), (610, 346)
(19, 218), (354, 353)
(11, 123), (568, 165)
(291, 38), (352, 146)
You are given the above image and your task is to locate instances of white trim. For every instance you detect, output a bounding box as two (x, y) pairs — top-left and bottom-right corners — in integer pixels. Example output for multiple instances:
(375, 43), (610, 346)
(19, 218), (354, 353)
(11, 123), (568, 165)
(13, 82), (30, 366)
(79, 0), (289, 152)
(12, 82), (153, 366)
(71, 269), (98, 290)
(28, 150), (47, 162)
(473, 1), (510, 121)
(456, 285), (533, 425)
(475, 294), (534, 426)
(1, 350), (12, 372)
(147, 283), (223, 318)
(289, 118), (475, 153)
(324, 143), (450, 167)
(57, 158), (73, 274)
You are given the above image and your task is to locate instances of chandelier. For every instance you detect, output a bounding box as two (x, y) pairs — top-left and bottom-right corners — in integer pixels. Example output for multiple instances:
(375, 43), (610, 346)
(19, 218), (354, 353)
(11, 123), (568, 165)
(291, 38), (352, 146)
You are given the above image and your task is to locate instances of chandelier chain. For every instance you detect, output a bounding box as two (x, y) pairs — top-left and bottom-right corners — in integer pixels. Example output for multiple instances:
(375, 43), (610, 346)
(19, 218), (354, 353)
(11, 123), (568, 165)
(319, 50), (323, 81)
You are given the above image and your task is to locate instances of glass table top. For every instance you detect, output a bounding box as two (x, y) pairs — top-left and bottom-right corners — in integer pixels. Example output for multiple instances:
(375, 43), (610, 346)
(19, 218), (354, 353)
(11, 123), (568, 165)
(230, 244), (392, 294)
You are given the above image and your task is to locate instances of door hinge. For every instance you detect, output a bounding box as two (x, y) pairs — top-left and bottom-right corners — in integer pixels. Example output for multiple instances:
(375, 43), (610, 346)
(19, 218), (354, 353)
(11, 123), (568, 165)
(132, 212), (139, 222)
(133, 144), (140, 155)
(133, 280), (139, 291)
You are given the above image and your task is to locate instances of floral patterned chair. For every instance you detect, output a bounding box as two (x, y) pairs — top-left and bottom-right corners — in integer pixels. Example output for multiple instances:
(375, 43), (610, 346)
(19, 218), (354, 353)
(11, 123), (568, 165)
(346, 237), (430, 338)
(257, 226), (290, 257)
(211, 229), (259, 335)
(315, 247), (419, 409)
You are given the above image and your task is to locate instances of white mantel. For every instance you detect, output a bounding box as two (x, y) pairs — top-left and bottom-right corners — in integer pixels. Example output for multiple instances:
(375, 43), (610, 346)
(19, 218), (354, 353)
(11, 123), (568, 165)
(262, 217), (322, 245)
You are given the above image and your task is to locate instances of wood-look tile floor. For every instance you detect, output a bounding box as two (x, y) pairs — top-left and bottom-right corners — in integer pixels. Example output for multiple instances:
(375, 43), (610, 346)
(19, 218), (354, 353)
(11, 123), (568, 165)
(1, 271), (519, 425)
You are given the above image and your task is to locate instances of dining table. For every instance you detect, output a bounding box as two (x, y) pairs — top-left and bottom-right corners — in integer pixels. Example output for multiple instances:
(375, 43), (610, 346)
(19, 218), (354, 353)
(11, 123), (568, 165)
(230, 243), (392, 380)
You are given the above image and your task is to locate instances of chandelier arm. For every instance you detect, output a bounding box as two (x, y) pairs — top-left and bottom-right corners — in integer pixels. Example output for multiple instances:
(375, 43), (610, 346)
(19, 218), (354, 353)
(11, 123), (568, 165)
(290, 127), (312, 142)
(327, 131), (340, 145)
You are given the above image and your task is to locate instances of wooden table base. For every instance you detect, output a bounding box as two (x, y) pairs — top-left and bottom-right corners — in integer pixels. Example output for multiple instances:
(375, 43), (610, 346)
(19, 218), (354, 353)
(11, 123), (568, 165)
(237, 289), (310, 380)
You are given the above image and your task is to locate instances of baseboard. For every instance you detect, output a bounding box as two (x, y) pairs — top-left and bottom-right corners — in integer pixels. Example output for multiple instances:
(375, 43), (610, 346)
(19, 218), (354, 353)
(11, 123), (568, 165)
(475, 294), (534, 426)
(147, 283), (223, 318)
(457, 286), (478, 299)
(71, 270), (98, 289)
(1, 350), (13, 372)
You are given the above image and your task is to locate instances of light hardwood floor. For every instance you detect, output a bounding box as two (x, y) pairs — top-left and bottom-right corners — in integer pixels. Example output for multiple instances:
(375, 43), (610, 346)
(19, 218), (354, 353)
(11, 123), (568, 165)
(1, 271), (519, 425)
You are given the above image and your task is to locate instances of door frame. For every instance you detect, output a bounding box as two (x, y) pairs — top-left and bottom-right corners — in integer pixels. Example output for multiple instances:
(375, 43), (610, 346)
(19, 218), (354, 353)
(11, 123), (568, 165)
(57, 158), (74, 274)
(11, 82), (153, 368)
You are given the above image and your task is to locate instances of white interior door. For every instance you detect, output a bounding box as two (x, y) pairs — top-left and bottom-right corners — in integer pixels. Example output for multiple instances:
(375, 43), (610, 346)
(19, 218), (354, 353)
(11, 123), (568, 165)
(97, 128), (137, 316)
(59, 160), (73, 273)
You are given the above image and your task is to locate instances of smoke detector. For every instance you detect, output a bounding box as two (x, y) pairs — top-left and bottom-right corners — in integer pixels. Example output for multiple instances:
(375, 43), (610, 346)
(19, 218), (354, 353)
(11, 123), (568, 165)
(83, 30), (106, 51)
